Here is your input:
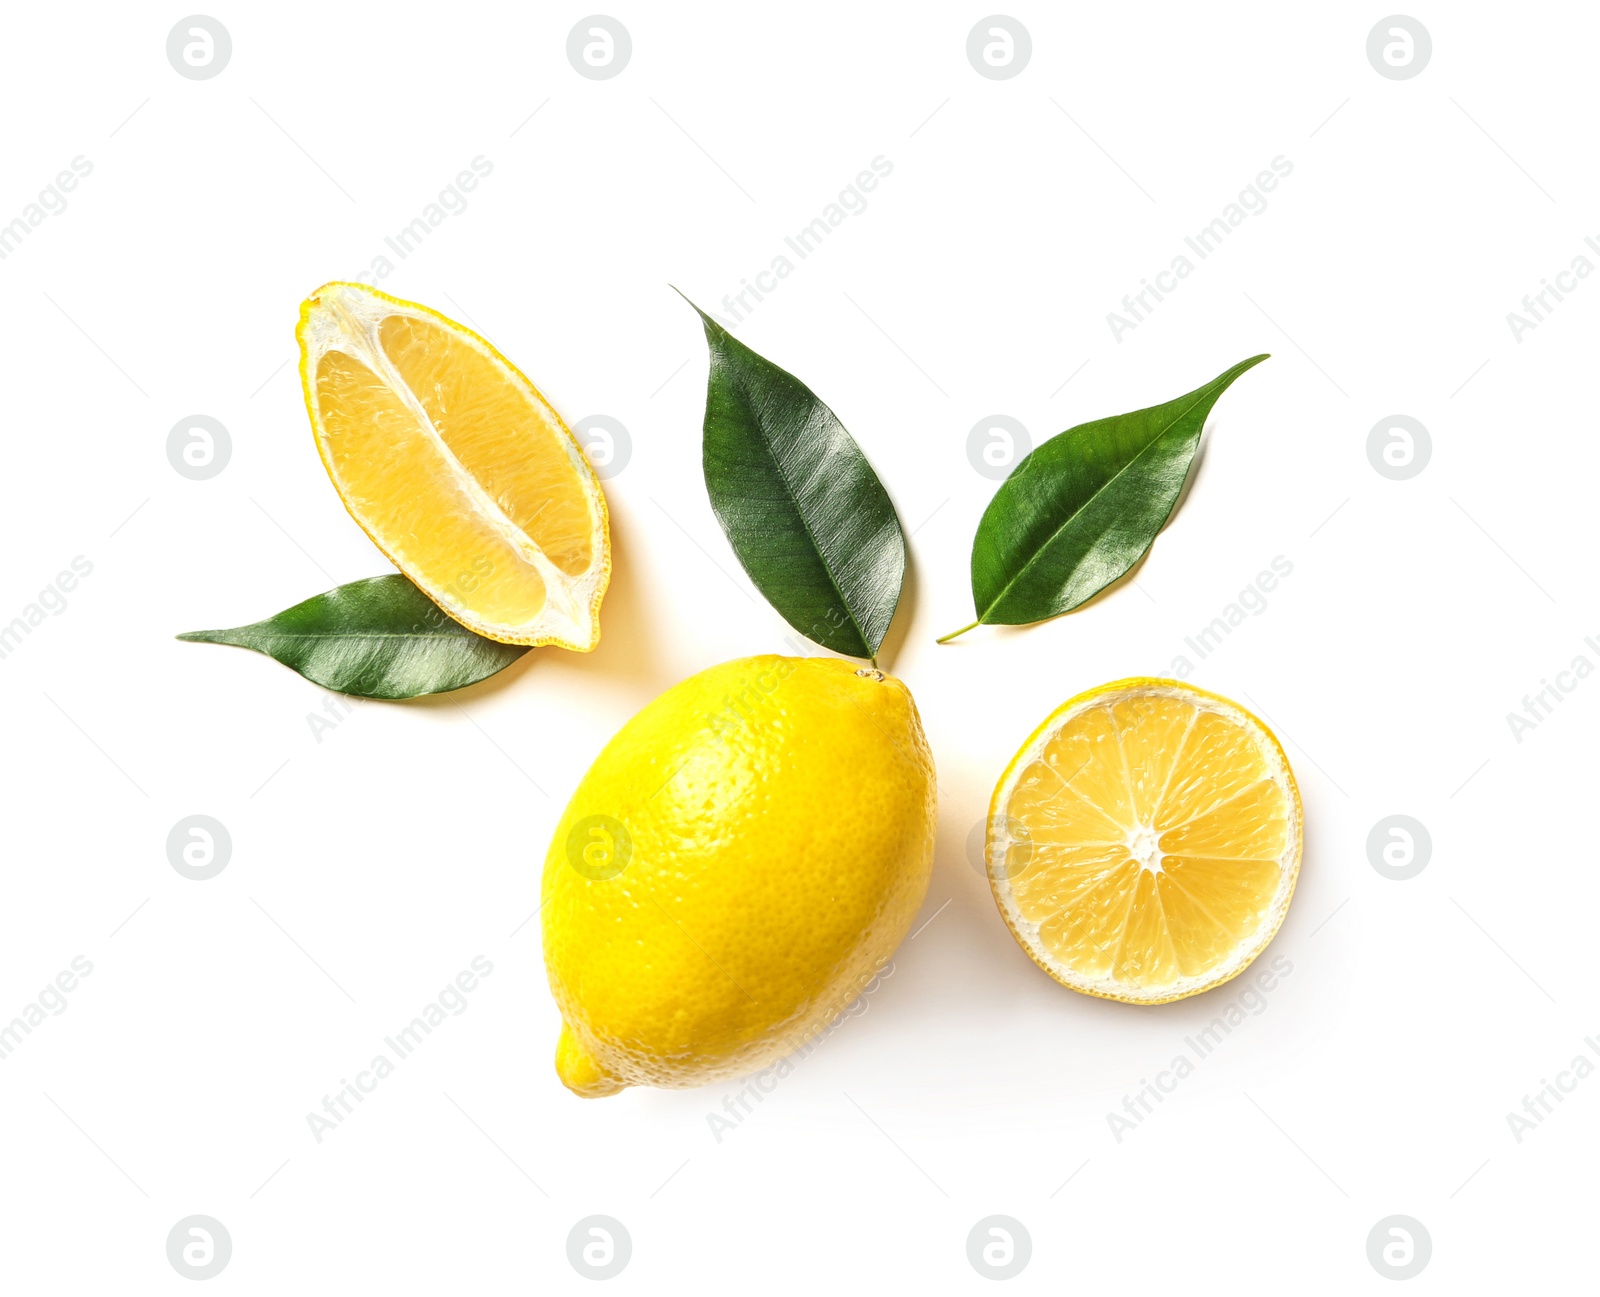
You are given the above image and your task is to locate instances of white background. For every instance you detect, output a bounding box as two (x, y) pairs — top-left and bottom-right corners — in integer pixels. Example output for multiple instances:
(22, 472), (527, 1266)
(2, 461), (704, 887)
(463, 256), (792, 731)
(1, 1), (1593, 1290)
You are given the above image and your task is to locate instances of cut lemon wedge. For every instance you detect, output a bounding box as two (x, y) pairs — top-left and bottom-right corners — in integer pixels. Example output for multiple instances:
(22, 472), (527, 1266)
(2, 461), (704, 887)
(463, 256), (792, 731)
(297, 282), (610, 649)
(987, 678), (1301, 1003)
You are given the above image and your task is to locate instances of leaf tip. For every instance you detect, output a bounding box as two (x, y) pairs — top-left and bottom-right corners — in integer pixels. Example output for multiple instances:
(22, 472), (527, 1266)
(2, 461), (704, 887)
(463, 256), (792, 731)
(1203, 352), (1271, 398)
(672, 286), (725, 338)
(176, 627), (239, 647)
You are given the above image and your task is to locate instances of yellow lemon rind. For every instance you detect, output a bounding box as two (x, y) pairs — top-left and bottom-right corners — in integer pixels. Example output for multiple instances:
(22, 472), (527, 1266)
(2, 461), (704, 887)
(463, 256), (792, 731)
(555, 1022), (627, 1098)
(986, 676), (1302, 1006)
(542, 657), (938, 1094)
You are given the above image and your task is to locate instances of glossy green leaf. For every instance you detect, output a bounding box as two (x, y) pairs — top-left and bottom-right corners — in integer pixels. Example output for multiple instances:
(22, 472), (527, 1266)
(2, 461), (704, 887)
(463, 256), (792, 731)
(946, 355), (1269, 638)
(177, 574), (529, 699)
(687, 299), (906, 660)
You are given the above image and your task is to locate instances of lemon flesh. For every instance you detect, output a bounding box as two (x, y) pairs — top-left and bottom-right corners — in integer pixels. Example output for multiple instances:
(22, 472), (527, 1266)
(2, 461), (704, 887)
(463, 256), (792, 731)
(297, 282), (609, 649)
(542, 656), (938, 1096)
(988, 678), (1301, 1004)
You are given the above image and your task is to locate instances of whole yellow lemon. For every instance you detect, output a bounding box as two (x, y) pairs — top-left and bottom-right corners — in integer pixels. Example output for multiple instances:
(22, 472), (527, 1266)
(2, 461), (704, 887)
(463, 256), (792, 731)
(541, 655), (937, 1096)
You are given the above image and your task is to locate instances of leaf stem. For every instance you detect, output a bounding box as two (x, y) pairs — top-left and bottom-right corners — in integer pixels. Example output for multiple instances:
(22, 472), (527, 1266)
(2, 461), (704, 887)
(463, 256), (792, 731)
(936, 620), (980, 645)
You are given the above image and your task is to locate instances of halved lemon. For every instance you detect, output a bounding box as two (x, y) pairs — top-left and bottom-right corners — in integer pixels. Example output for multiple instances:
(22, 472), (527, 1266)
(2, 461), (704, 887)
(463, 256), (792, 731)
(987, 678), (1301, 1004)
(297, 282), (610, 649)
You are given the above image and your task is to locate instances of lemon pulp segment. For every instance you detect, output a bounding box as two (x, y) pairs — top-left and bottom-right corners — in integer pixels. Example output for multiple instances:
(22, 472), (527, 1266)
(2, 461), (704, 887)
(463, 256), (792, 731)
(297, 282), (609, 648)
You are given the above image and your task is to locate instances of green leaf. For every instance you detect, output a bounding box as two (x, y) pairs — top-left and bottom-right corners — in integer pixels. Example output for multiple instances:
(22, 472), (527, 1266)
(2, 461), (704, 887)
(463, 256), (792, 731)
(686, 298), (907, 660)
(177, 574), (529, 699)
(945, 354), (1269, 638)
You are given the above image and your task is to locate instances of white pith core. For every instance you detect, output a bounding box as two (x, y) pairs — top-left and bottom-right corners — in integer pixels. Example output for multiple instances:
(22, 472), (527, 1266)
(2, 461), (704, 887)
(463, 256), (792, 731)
(1127, 825), (1163, 874)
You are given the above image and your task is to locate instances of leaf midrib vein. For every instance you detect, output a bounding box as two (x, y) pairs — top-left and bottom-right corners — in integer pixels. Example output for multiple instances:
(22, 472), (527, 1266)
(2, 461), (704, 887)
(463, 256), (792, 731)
(197, 631), (493, 643)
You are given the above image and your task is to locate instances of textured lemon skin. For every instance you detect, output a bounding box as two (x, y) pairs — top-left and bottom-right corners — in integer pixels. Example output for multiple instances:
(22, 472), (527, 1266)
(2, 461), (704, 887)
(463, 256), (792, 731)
(542, 655), (937, 1096)
(987, 677), (1302, 1006)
